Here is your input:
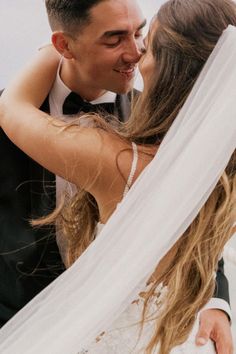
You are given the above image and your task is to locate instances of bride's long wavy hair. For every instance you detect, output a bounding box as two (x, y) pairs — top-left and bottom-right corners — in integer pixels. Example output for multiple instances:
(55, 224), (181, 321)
(33, 0), (236, 352)
(127, 0), (236, 353)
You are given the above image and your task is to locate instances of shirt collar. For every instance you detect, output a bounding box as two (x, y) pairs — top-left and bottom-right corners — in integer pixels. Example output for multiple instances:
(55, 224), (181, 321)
(50, 57), (117, 106)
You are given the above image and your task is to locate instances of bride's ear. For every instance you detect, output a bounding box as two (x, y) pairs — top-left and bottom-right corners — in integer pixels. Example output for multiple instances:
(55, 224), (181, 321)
(51, 31), (74, 59)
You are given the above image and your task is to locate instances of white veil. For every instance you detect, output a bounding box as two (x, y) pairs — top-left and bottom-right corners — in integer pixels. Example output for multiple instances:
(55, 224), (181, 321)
(0, 25), (235, 354)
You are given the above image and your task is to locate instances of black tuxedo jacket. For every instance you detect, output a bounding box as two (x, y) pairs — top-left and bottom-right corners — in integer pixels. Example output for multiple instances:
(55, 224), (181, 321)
(0, 91), (136, 326)
(0, 90), (229, 327)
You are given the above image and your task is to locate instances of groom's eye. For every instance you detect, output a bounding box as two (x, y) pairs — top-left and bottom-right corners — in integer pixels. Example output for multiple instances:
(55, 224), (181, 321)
(105, 36), (122, 47)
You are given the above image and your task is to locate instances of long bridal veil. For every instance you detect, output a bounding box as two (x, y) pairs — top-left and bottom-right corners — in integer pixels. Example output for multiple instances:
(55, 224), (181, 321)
(0, 25), (235, 354)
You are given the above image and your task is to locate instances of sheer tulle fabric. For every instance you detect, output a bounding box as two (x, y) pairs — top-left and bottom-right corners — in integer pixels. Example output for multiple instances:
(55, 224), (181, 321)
(0, 26), (235, 354)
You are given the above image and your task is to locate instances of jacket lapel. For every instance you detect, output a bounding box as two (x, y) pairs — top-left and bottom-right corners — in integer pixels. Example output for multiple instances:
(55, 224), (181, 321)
(116, 89), (140, 122)
(29, 96), (56, 218)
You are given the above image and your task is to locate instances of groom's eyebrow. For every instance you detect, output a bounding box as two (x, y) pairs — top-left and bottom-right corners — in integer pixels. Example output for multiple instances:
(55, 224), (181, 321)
(101, 19), (147, 39)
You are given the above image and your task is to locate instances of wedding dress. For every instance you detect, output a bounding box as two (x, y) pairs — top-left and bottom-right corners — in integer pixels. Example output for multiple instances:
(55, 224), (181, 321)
(78, 145), (216, 354)
(79, 281), (216, 354)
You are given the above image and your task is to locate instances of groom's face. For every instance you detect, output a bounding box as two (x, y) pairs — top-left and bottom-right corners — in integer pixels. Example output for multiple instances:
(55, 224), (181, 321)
(67, 0), (146, 99)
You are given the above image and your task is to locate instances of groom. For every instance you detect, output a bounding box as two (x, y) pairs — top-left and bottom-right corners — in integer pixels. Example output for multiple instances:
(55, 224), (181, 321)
(0, 0), (144, 327)
(0, 0), (233, 352)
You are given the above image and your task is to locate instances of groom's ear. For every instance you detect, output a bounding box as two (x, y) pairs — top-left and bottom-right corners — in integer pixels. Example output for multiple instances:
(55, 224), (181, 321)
(51, 32), (74, 59)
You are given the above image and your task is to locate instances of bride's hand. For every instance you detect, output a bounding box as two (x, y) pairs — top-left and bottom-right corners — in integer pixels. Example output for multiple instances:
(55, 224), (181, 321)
(196, 309), (233, 354)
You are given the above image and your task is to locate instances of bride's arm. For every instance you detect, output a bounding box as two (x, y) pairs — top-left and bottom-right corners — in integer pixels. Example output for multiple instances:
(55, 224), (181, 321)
(1, 45), (60, 107)
(0, 48), (121, 192)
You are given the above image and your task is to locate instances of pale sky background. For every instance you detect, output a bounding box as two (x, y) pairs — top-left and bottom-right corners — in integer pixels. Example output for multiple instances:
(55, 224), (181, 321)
(0, 0), (235, 345)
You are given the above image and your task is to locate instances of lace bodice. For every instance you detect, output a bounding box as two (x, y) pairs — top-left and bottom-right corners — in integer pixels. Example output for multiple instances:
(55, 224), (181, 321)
(78, 281), (215, 353)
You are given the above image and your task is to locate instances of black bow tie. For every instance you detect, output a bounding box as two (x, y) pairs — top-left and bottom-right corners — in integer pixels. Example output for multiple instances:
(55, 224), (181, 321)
(62, 92), (115, 115)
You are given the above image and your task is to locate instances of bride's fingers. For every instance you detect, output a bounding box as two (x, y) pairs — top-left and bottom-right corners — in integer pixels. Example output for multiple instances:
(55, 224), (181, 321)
(196, 309), (233, 354)
(195, 309), (213, 346)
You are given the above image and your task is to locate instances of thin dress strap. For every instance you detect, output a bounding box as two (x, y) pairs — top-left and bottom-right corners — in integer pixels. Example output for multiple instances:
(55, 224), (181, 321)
(97, 142), (138, 230)
(123, 142), (138, 198)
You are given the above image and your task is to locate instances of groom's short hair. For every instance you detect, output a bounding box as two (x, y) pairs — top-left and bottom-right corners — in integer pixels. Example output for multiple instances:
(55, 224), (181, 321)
(45, 0), (106, 35)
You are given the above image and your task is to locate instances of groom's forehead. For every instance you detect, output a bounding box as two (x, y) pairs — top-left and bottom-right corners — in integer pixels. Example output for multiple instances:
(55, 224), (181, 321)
(82, 0), (145, 37)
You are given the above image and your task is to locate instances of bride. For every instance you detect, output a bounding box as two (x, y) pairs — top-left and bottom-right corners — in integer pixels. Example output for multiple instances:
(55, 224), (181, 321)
(0, 0), (235, 353)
